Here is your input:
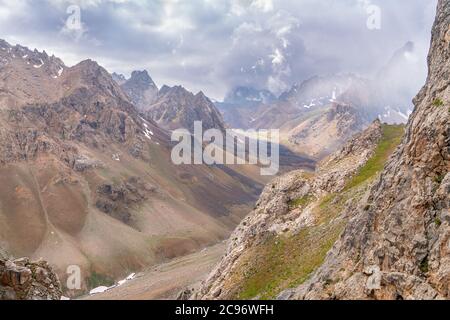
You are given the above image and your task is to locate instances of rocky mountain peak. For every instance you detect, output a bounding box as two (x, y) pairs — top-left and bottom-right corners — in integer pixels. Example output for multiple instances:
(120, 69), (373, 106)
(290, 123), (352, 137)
(194, 90), (210, 102)
(129, 70), (156, 87)
(112, 72), (126, 85)
(143, 84), (226, 132)
(74, 59), (104, 73)
(0, 39), (66, 105)
(65, 59), (130, 104)
(0, 39), (9, 48)
(159, 84), (190, 97)
(0, 39), (65, 72)
(121, 69), (158, 111)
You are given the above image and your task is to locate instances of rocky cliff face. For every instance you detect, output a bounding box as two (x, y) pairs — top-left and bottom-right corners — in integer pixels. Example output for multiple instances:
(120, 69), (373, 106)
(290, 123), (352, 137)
(1, 255), (61, 300)
(121, 70), (158, 111)
(194, 0), (449, 300)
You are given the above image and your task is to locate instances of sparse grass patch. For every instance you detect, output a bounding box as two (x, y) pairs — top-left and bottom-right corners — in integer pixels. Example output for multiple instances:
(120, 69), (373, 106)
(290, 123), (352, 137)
(319, 193), (336, 210)
(288, 195), (313, 208)
(237, 221), (344, 300)
(434, 173), (445, 184)
(86, 271), (115, 289)
(432, 98), (444, 107)
(419, 257), (429, 273)
(344, 124), (404, 191)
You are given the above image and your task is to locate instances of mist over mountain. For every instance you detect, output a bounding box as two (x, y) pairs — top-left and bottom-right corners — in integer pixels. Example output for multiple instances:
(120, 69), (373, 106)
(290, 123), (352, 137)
(218, 40), (423, 140)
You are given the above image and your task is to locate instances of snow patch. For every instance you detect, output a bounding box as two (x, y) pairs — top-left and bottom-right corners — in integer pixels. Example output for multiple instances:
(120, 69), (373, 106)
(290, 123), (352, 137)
(88, 273), (137, 296)
(33, 59), (44, 68)
(330, 89), (337, 102)
(52, 66), (64, 79)
(303, 101), (316, 109)
(89, 286), (109, 295)
(143, 123), (154, 140)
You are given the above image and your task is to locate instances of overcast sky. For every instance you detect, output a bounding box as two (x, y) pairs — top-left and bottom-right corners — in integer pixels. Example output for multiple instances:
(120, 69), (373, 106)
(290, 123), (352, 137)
(0, 0), (438, 99)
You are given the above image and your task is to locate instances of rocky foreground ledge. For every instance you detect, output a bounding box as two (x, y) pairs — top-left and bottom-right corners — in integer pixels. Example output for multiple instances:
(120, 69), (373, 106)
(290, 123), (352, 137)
(0, 254), (62, 300)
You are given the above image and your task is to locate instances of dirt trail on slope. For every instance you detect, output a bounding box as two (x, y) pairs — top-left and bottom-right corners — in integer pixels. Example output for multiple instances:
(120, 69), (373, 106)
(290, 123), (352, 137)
(83, 242), (226, 300)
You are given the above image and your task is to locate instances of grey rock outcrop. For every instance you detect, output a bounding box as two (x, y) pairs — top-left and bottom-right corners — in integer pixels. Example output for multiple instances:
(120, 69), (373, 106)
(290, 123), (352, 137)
(0, 256), (62, 300)
(121, 70), (158, 111)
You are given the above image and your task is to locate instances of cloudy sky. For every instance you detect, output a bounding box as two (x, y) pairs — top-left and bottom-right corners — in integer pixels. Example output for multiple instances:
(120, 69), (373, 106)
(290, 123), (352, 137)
(0, 0), (438, 99)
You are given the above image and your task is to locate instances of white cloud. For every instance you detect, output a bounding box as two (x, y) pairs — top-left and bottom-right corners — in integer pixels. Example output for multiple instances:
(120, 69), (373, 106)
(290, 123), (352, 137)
(269, 48), (284, 65)
(0, 0), (438, 100)
(251, 0), (274, 12)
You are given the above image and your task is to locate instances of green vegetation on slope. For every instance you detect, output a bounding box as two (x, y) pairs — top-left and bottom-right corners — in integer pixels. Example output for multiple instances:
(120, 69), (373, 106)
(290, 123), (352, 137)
(234, 124), (405, 299)
(288, 195), (313, 209)
(432, 98), (444, 107)
(344, 124), (404, 190)
(237, 221), (344, 299)
(87, 271), (115, 289)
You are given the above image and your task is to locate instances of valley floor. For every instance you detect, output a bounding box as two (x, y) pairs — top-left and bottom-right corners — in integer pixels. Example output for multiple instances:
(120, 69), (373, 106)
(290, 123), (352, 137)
(82, 242), (226, 300)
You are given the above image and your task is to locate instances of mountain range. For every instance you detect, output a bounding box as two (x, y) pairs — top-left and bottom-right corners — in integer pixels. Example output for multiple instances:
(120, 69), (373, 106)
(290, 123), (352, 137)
(216, 42), (422, 158)
(114, 71), (226, 133)
(0, 0), (447, 301)
(0, 38), (269, 296)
